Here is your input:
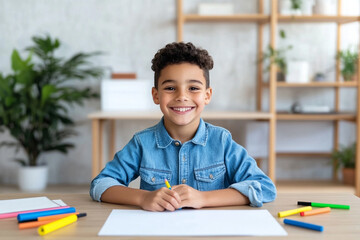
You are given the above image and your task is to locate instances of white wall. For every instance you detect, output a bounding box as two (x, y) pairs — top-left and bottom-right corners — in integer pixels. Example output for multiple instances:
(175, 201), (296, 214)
(0, 0), (359, 185)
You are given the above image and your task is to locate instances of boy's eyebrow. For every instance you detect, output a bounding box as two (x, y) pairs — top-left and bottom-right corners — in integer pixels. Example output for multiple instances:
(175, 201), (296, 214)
(161, 79), (176, 85)
(161, 79), (204, 85)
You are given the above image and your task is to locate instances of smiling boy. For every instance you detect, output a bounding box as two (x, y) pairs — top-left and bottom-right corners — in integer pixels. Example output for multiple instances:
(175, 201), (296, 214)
(90, 42), (276, 211)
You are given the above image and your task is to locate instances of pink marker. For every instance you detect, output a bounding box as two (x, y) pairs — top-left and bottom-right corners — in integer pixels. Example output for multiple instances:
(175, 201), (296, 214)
(0, 206), (70, 219)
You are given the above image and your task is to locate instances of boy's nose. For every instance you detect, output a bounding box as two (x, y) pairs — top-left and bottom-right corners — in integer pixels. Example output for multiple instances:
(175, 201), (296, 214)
(175, 89), (188, 101)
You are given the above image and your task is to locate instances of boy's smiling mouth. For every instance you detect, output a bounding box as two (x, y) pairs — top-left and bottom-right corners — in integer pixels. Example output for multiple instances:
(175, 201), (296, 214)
(170, 107), (195, 113)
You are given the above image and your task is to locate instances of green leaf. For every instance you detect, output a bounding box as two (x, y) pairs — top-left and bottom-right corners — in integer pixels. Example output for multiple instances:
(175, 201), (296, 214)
(11, 50), (23, 72)
(280, 30), (286, 39)
(41, 84), (57, 105)
(5, 96), (15, 106)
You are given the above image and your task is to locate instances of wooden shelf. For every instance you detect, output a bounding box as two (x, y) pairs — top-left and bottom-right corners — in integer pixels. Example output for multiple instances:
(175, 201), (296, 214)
(276, 81), (358, 87)
(183, 14), (269, 23)
(176, 0), (360, 196)
(277, 112), (356, 121)
(277, 152), (332, 158)
(88, 111), (273, 120)
(278, 15), (360, 23)
(183, 15), (360, 24)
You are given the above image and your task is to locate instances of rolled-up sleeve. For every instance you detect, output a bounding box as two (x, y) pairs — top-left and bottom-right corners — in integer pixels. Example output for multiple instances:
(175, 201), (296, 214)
(223, 132), (277, 207)
(90, 177), (125, 202)
(90, 135), (142, 202)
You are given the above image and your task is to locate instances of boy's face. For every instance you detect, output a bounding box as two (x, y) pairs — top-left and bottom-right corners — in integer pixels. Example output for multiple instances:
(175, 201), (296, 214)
(152, 63), (212, 131)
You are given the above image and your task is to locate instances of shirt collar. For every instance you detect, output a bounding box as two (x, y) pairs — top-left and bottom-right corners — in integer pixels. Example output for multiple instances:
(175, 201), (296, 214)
(155, 117), (207, 148)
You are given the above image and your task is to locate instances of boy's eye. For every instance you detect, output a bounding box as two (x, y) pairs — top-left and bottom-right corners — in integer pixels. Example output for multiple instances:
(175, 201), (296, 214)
(189, 87), (200, 91)
(164, 87), (175, 91)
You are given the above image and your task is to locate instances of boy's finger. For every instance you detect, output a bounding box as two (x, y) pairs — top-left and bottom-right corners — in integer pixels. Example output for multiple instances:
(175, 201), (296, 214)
(158, 198), (176, 211)
(167, 189), (181, 203)
(163, 192), (181, 209)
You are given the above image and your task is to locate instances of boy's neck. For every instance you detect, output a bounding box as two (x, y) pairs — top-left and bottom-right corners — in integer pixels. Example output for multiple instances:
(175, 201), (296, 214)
(163, 118), (200, 144)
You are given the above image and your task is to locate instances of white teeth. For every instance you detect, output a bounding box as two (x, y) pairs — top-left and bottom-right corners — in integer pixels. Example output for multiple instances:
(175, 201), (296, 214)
(173, 107), (192, 112)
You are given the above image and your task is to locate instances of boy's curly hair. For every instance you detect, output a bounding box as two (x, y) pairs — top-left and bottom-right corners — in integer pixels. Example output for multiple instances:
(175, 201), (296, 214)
(151, 42), (213, 89)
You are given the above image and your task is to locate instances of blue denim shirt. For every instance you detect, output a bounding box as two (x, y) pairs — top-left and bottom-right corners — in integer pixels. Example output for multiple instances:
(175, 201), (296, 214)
(90, 118), (276, 207)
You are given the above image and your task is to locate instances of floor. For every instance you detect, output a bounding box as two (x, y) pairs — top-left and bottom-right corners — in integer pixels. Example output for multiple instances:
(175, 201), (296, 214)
(0, 180), (355, 194)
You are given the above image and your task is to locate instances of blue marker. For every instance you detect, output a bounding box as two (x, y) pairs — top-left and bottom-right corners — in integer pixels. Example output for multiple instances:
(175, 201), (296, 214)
(284, 219), (324, 232)
(17, 207), (76, 223)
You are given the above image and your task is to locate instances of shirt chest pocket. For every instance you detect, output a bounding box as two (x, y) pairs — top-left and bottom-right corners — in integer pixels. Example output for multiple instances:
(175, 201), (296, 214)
(139, 167), (171, 191)
(194, 163), (226, 191)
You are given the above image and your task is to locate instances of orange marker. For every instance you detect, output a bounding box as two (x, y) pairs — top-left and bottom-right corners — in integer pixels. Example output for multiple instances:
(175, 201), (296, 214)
(38, 212), (79, 221)
(300, 207), (331, 216)
(19, 212), (80, 229)
(19, 220), (54, 229)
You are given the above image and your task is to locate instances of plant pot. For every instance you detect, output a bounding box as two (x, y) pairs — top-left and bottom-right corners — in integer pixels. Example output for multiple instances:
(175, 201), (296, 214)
(342, 168), (355, 186)
(314, 0), (336, 15)
(18, 165), (48, 192)
(301, 0), (314, 15)
(343, 73), (358, 82)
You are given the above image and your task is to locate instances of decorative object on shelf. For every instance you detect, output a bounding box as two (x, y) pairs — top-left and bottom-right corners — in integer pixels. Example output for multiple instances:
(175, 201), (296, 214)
(286, 60), (310, 83)
(332, 143), (356, 185)
(313, 72), (326, 82)
(290, 102), (302, 113)
(111, 73), (136, 79)
(337, 47), (358, 82)
(290, 102), (331, 113)
(261, 30), (292, 81)
(198, 3), (234, 16)
(0, 35), (103, 191)
(314, 0), (336, 15)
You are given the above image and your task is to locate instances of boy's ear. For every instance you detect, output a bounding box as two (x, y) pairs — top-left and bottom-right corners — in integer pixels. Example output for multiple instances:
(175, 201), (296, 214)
(152, 87), (160, 105)
(205, 87), (212, 105)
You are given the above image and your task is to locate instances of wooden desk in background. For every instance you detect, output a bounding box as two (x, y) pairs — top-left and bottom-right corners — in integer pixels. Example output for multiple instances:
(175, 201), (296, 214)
(1, 193), (359, 239)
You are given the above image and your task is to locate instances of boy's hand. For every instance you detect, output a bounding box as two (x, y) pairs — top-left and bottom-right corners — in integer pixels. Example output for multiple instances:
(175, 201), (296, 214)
(172, 185), (204, 209)
(140, 187), (181, 212)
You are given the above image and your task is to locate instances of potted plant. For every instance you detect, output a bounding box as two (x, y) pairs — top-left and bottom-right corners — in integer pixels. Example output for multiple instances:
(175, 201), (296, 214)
(337, 48), (358, 82)
(261, 30), (292, 81)
(332, 143), (356, 185)
(0, 35), (103, 191)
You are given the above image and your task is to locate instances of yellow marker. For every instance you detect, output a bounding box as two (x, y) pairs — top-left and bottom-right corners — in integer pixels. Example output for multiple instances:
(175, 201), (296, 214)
(278, 206), (312, 218)
(165, 179), (172, 189)
(38, 214), (77, 235)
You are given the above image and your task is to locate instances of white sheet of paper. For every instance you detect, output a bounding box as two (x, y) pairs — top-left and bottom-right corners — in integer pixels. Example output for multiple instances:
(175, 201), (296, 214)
(98, 209), (287, 236)
(0, 197), (62, 214)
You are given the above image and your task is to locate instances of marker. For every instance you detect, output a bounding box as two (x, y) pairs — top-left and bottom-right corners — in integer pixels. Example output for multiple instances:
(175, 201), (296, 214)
(0, 206), (70, 219)
(18, 207), (76, 223)
(18, 212), (81, 229)
(165, 179), (172, 190)
(278, 206), (312, 218)
(38, 213), (87, 236)
(38, 212), (80, 221)
(19, 220), (54, 229)
(300, 207), (331, 216)
(165, 179), (182, 210)
(298, 201), (350, 209)
(284, 218), (324, 232)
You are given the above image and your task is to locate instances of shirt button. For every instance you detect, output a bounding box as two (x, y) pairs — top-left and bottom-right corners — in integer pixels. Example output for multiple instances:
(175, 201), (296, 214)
(182, 179), (186, 184)
(209, 174), (214, 180)
(151, 177), (156, 182)
(182, 156), (186, 162)
(174, 141), (180, 146)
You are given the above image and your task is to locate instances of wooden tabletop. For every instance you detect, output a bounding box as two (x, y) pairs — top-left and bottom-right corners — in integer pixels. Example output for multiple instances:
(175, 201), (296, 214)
(1, 192), (359, 239)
